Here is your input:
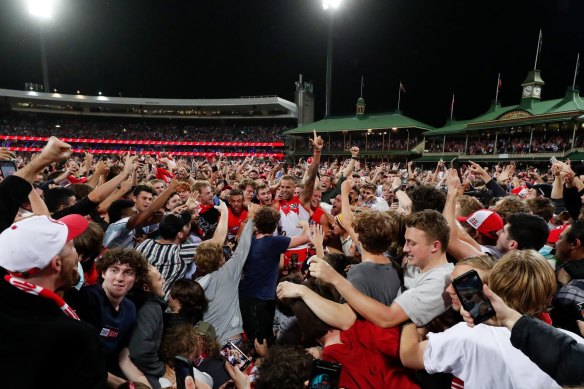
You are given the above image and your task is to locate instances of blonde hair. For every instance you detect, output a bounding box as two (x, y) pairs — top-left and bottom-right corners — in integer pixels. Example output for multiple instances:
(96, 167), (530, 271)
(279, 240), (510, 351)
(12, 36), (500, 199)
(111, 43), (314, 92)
(489, 250), (556, 316)
(457, 195), (484, 217)
(194, 241), (224, 276)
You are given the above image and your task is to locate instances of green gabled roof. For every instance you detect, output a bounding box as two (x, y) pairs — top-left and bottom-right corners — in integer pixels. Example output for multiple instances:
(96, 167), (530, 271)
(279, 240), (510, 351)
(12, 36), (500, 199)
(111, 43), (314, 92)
(427, 88), (584, 136)
(284, 111), (435, 135)
(425, 119), (473, 136)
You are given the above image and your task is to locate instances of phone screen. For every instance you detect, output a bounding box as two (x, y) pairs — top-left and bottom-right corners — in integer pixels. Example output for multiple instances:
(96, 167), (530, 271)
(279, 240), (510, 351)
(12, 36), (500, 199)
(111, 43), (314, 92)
(0, 160), (17, 178)
(174, 356), (194, 389)
(309, 359), (342, 389)
(577, 302), (584, 320)
(220, 341), (251, 371)
(452, 270), (495, 324)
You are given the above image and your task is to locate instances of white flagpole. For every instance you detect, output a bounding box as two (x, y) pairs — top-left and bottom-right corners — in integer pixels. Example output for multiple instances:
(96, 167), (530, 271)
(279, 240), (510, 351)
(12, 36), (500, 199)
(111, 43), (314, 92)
(450, 94), (455, 121)
(397, 83), (402, 110)
(534, 29), (542, 70)
(573, 53), (580, 90)
(495, 73), (501, 103)
(360, 75), (364, 98)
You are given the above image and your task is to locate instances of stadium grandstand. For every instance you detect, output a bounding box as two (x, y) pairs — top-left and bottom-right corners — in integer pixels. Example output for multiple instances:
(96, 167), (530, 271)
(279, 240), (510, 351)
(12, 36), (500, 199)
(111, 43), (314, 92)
(0, 87), (301, 158)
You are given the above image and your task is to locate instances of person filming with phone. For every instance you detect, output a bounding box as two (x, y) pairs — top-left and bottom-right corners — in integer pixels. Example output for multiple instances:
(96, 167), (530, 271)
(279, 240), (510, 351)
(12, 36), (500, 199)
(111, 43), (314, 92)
(400, 250), (584, 389)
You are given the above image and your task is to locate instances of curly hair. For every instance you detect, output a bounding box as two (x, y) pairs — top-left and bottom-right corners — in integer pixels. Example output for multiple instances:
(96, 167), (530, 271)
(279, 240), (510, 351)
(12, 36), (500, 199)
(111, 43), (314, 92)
(255, 345), (312, 389)
(352, 210), (404, 255)
(169, 279), (209, 321)
(457, 195), (484, 218)
(495, 196), (528, 224)
(525, 197), (554, 222)
(194, 241), (224, 276)
(489, 250), (556, 317)
(408, 185), (446, 213)
(404, 209), (450, 253)
(174, 181), (191, 193)
(96, 248), (149, 282)
(254, 206), (281, 234)
(159, 324), (201, 367)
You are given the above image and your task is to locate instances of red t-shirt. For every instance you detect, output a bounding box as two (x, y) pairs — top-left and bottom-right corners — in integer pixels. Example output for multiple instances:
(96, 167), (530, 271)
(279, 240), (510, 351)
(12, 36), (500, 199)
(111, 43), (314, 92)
(322, 320), (420, 389)
(227, 208), (248, 238)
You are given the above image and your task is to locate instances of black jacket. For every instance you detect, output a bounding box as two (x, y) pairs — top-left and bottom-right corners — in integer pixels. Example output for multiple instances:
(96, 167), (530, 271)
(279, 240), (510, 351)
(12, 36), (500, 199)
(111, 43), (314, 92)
(511, 316), (584, 387)
(0, 278), (107, 389)
(128, 294), (167, 389)
(0, 175), (31, 233)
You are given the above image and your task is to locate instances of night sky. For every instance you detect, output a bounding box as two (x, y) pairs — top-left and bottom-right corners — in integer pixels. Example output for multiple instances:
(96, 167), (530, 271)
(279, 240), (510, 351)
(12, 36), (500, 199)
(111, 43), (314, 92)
(0, 0), (583, 127)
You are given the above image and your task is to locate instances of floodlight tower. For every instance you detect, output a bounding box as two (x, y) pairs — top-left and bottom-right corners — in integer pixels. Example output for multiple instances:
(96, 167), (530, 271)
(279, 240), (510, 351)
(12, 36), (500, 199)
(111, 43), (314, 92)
(322, 0), (341, 118)
(26, 0), (58, 93)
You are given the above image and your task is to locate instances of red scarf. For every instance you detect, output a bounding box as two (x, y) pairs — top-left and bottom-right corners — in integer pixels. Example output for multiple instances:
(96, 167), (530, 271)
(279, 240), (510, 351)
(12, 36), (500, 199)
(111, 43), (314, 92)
(5, 275), (79, 320)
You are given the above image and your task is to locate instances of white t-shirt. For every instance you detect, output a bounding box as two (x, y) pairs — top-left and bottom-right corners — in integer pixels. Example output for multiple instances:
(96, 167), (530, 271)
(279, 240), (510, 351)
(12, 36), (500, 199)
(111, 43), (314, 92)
(394, 262), (454, 326)
(278, 196), (310, 248)
(424, 322), (584, 389)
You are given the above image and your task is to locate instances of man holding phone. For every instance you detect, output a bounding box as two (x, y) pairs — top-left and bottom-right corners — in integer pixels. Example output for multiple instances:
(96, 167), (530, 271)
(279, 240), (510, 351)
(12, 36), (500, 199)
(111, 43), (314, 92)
(400, 250), (569, 389)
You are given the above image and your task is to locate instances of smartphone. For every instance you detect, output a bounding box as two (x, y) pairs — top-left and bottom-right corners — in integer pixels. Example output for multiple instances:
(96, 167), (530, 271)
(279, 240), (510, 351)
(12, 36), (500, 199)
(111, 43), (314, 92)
(451, 157), (462, 180)
(220, 341), (251, 371)
(577, 302), (584, 320)
(0, 160), (17, 178)
(308, 359), (342, 389)
(213, 196), (221, 206)
(174, 355), (194, 389)
(452, 269), (495, 325)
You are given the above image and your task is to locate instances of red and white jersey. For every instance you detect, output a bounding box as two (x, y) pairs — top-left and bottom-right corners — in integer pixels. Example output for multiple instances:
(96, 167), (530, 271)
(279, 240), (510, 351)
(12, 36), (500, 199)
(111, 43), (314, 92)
(278, 196), (310, 248)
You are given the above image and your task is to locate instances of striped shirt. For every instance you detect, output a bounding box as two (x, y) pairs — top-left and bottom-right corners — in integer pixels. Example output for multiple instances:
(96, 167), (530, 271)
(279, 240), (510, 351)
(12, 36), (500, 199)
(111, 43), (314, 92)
(136, 239), (199, 298)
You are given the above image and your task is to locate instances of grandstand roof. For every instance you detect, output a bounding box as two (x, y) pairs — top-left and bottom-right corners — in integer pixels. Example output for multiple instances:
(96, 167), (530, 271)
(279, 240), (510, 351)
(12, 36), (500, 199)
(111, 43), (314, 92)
(427, 87), (584, 136)
(0, 88), (297, 120)
(283, 110), (435, 135)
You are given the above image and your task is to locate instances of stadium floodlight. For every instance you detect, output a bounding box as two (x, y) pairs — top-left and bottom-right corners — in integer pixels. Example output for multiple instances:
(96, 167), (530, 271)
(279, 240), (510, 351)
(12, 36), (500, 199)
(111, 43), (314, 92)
(322, 0), (342, 10)
(322, 0), (342, 118)
(26, 0), (58, 20)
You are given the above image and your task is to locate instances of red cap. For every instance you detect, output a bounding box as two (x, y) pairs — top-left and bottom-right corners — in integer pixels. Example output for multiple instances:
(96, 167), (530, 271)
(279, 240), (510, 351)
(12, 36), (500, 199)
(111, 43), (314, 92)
(457, 210), (504, 240)
(548, 224), (568, 244)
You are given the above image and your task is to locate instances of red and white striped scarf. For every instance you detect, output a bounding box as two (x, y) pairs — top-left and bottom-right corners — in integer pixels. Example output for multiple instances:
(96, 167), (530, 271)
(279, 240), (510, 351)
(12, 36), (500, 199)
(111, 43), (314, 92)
(5, 274), (79, 320)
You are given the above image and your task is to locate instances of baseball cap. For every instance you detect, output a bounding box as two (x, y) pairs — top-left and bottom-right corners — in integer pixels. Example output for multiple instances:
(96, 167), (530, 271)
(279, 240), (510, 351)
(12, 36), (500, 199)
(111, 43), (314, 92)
(457, 210), (504, 240)
(0, 214), (88, 276)
(526, 183), (552, 198)
(511, 186), (528, 198)
(193, 321), (217, 340)
(548, 224), (568, 244)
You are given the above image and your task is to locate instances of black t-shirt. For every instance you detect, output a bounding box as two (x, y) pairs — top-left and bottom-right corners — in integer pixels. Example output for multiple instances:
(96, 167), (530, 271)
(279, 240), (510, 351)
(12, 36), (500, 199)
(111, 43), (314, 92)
(197, 207), (220, 240)
(0, 175), (32, 233)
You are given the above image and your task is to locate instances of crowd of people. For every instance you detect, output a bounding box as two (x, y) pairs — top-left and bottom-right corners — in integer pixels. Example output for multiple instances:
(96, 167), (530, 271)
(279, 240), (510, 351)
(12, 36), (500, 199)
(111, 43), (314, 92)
(2, 131), (584, 389)
(427, 133), (573, 155)
(0, 115), (288, 143)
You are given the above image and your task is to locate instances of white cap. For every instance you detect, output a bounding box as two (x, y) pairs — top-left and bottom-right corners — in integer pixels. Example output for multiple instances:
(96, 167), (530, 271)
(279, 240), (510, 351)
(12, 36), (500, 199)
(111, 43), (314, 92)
(0, 215), (88, 276)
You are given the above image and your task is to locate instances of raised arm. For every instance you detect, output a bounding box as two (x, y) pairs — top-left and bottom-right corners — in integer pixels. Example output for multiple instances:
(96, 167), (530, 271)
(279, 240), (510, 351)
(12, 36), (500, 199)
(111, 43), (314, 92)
(276, 281), (357, 330)
(300, 130), (324, 206)
(308, 256), (409, 328)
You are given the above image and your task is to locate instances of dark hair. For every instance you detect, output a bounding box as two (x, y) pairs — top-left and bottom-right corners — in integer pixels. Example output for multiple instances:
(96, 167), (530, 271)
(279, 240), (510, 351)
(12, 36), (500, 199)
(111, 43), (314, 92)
(352, 210), (404, 255)
(73, 222), (104, 263)
(288, 278), (339, 343)
(238, 179), (257, 191)
(169, 279), (208, 323)
(44, 187), (75, 213)
(107, 199), (135, 224)
(525, 197), (554, 222)
(69, 183), (93, 200)
(408, 185), (446, 213)
(507, 212), (550, 251)
(564, 220), (584, 245)
(133, 184), (157, 198)
(324, 253), (360, 278)
(228, 188), (244, 198)
(254, 206), (280, 234)
(158, 211), (191, 239)
(96, 248), (149, 282)
(404, 209), (450, 253)
(255, 345), (312, 389)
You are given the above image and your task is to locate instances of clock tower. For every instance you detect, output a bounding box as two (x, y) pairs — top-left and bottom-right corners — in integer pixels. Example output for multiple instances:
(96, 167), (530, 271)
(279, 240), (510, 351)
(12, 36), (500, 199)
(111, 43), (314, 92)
(521, 69), (545, 100)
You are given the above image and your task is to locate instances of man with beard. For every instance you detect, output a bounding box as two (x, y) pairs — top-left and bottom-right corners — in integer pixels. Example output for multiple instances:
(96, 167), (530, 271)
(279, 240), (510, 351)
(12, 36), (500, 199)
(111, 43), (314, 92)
(276, 130), (323, 268)
(0, 214), (108, 389)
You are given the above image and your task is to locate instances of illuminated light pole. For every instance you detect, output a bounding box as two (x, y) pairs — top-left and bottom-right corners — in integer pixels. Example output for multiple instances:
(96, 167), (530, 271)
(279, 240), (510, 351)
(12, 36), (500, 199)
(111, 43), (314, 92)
(26, 0), (58, 93)
(323, 0), (341, 118)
